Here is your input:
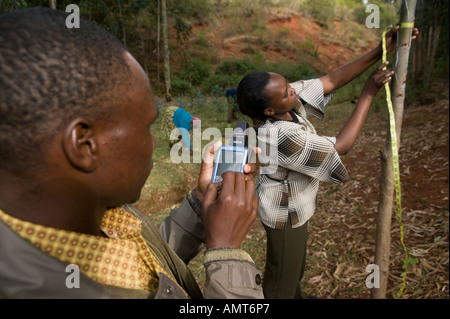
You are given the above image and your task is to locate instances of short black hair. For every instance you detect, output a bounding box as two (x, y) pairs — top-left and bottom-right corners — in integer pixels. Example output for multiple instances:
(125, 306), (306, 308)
(0, 7), (132, 173)
(236, 71), (271, 122)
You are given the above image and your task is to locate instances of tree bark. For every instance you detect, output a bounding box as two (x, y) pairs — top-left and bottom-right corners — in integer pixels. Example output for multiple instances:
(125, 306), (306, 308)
(371, 0), (416, 299)
(161, 0), (172, 102)
(157, 0), (161, 85)
(135, 13), (148, 76)
(425, 13), (442, 89)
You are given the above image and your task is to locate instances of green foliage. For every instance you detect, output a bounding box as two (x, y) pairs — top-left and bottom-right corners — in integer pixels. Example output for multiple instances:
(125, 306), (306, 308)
(352, 1), (399, 30)
(0, 0), (28, 13)
(335, 0), (362, 8)
(182, 59), (211, 86)
(215, 59), (257, 78)
(298, 35), (320, 58)
(200, 56), (318, 95)
(331, 67), (371, 105)
(194, 31), (210, 48)
(272, 61), (317, 82)
(173, 59), (211, 96)
(201, 73), (236, 94)
(168, 0), (212, 25)
(201, 59), (258, 93)
(4, 0), (446, 104)
(300, 0), (335, 28)
(175, 17), (192, 42)
(171, 77), (191, 96)
(277, 26), (290, 38)
(415, 0), (449, 81)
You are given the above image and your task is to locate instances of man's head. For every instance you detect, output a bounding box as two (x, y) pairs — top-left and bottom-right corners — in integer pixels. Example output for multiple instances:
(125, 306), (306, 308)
(0, 7), (157, 219)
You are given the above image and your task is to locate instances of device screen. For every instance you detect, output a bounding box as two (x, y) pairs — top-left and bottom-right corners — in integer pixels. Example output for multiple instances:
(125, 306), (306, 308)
(216, 149), (245, 177)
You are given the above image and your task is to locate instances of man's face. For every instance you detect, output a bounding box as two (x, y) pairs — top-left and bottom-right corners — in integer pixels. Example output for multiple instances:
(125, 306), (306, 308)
(95, 52), (158, 207)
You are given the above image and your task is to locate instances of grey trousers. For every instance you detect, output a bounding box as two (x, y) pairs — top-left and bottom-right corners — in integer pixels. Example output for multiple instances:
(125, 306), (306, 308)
(262, 218), (309, 299)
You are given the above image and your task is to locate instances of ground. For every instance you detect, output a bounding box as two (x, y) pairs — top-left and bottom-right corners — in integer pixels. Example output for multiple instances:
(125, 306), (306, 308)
(305, 87), (449, 299)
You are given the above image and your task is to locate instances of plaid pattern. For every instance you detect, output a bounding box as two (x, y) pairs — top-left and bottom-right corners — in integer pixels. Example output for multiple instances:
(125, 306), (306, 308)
(255, 79), (348, 229)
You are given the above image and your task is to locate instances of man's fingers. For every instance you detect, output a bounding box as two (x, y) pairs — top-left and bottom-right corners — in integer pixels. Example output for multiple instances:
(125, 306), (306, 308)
(202, 182), (220, 208)
(233, 172), (246, 199)
(202, 140), (222, 165)
(219, 171), (236, 195)
(243, 162), (257, 174)
(198, 140), (222, 186)
(245, 176), (256, 202)
(251, 194), (259, 218)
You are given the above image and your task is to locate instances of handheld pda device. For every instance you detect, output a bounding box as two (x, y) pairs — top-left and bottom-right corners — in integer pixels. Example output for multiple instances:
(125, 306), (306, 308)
(211, 121), (249, 183)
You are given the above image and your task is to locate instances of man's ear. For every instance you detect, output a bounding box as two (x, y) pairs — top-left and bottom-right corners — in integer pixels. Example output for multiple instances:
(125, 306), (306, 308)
(62, 118), (98, 173)
(263, 107), (275, 117)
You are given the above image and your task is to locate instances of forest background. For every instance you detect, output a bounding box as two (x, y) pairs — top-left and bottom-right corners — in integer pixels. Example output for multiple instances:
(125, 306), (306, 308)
(1, 0), (448, 299)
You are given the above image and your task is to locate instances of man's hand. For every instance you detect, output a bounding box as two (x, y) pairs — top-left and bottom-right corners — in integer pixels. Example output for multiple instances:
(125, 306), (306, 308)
(202, 171), (259, 249)
(195, 140), (259, 202)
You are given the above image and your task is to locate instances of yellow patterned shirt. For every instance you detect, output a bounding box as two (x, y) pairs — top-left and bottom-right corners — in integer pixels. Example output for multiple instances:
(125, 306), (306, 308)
(0, 207), (185, 296)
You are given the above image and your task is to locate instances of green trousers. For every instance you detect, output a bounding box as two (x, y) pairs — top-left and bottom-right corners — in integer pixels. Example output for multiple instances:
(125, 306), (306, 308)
(262, 218), (309, 299)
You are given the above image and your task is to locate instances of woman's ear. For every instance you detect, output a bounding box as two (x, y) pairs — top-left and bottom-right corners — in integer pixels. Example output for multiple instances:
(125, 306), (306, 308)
(62, 118), (98, 173)
(263, 107), (275, 117)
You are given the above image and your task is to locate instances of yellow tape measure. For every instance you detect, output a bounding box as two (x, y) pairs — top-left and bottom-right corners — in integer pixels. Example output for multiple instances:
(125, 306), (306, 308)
(382, 28), (409, 298)
(401, 22), (414, 29)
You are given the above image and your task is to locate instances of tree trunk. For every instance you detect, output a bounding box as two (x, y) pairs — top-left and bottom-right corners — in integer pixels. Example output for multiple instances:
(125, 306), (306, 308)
(371, 0), (416, 299)
(49, 0), (56, 9)
(157, 0), (161, 85)
(161, 0), (172, 102)
(411, 31), (421, 84)
(117, 0), (127, 49)
(425, 13), (442, 89)
(135, 13), (148, 76)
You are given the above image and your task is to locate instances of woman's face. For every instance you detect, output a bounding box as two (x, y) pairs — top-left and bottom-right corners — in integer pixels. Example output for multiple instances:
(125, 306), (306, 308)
(263, 73), (298, 116)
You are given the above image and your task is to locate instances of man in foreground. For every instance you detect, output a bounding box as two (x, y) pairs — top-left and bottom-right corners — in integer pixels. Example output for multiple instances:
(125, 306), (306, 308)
(0, 7), (262, 299)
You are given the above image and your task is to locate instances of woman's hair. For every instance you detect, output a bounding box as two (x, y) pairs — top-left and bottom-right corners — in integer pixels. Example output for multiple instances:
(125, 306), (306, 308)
(236, 71), (271, 121)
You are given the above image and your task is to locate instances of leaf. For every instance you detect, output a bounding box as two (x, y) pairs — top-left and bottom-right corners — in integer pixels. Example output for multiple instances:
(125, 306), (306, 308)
(308, 275), (323, 284)
(333, 263), (346, 277)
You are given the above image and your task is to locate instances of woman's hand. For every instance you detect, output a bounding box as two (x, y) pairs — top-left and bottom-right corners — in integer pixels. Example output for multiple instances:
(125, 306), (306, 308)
(362, 61), (394, 97)
(334, 61), (393, 155)
(383, 25), (419, 55)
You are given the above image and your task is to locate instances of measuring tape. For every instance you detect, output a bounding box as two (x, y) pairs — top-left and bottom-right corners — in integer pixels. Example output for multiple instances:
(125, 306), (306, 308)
(382, 26), (411, 298)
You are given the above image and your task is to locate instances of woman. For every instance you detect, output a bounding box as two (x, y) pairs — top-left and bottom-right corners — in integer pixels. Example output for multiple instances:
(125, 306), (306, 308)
(236, 26), (418, 298)
(162, 105), (200, 153)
